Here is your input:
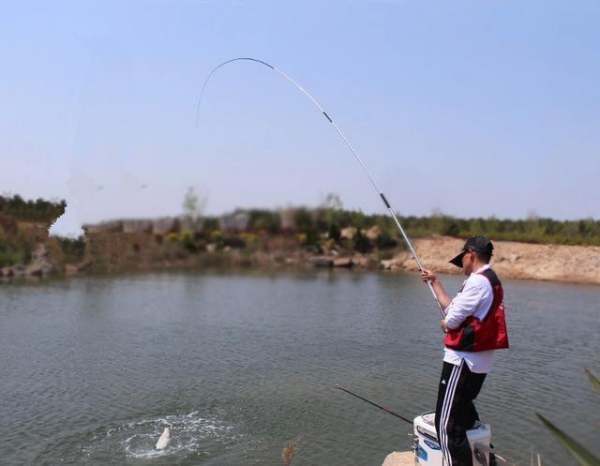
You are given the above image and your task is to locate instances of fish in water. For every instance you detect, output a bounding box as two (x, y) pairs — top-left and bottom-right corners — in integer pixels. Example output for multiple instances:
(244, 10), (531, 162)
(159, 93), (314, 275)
(155, 427), (171, 450)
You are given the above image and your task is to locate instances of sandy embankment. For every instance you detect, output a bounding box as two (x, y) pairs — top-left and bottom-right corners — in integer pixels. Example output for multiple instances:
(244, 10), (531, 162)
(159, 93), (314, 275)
(382, 236), (600, 285)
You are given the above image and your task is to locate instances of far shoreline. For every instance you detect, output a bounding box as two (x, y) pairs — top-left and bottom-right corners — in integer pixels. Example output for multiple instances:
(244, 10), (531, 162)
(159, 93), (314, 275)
(3, 243), (600, 289)
(1, 196), (599, 287)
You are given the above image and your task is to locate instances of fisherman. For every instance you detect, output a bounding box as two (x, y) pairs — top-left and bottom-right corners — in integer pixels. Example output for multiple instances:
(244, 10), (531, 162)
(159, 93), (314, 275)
(420, 236), (508, 466)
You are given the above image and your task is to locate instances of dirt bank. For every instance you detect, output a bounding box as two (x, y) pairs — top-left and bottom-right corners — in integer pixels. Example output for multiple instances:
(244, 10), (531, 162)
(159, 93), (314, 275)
(382, 236), (600, 285)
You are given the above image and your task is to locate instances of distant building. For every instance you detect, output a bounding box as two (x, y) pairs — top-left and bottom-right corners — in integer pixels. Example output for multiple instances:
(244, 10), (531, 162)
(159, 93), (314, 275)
(279, 208), (296, 231)
(219, 210), (250, 232)
(82, 220), (124, 235)
(122, 219), (153, 234)
(152, 217), (181, 235)
(82, 216), (207, 236)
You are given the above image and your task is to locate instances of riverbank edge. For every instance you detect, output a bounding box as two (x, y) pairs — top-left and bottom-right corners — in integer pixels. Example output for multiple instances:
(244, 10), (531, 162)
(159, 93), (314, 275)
(2, 235), (599, 286)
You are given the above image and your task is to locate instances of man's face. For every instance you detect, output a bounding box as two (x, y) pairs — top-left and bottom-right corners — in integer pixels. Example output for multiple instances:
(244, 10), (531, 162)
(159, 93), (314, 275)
(462, 250), (476, 275)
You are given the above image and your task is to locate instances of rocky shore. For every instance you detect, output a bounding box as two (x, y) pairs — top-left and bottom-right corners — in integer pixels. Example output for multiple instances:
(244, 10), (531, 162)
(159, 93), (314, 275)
(0, 244), (54, 279)
(80, 234), (600, 285)
(381, 236), (600, 285)
(240, 234), (600, 286)
(302, 235), (600, 285)
(3, 233), (600, 286)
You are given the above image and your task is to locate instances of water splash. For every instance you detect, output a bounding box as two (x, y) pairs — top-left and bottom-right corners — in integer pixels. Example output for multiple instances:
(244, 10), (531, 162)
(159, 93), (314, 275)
(37, 411), (242, 464)
(118, 411), (236, 459)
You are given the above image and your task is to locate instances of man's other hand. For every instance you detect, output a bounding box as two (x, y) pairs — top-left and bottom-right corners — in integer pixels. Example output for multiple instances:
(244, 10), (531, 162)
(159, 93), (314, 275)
(440, 319), (449, 333)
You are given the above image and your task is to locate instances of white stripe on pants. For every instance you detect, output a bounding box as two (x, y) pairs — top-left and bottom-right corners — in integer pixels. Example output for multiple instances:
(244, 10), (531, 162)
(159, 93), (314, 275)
(440, 360), (464, 466)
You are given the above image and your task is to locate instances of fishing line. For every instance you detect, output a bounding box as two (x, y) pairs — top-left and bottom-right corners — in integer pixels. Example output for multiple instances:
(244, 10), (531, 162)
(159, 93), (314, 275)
(196, 57), (444, 315)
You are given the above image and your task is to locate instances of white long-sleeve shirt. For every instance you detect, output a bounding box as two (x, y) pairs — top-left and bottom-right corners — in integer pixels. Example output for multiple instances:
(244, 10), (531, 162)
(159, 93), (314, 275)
(443, 264), (495, 374)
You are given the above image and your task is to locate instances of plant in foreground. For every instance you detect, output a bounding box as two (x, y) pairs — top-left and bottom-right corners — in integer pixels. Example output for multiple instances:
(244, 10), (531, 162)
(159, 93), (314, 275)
(536, 369), (599, 466)
(281, 435), (302, 466)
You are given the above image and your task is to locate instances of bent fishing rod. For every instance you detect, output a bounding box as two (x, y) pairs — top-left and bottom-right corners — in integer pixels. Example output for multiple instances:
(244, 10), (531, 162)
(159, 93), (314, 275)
(196, 57), (444, 316)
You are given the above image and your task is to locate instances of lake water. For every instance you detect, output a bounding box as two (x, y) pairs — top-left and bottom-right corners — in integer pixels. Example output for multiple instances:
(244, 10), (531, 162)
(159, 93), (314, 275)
(1, 270), (598, 465)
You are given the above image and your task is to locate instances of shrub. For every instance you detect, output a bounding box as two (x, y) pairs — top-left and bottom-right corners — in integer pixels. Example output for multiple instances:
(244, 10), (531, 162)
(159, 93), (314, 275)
(353, 230), (373, 253)
(223, 235), (246, 249)
(57, 236), (86, 263)
(209, 230), (224, 249)
(376, 231), (398, 249)
(180, 230), (197, 253)
(248, 210), (280, 233)
(0, 236), (31, 267)
(0, 195), (66, 223)
(328, 223), (341, 242)
(240, 232), (259, 248)
(166, 232), (179, 243)
(202, 217), (219, 233)
(294, 208), (314, 232)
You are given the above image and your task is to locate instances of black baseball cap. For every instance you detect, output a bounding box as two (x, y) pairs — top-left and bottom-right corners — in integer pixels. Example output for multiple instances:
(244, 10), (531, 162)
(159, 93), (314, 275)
(449, 236), (494, 268)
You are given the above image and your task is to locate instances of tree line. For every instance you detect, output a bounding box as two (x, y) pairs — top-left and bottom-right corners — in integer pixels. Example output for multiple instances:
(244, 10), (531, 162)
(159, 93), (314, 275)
(0, 195), (66, 223)
(227, 208), (600, 246)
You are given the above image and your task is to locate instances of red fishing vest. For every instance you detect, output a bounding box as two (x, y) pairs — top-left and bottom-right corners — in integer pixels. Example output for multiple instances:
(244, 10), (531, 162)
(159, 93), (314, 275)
(444, 268), (509, 352)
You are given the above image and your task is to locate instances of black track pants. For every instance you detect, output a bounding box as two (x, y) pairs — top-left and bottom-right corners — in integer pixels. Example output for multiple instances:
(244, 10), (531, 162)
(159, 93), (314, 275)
(435, 360), (487, 466)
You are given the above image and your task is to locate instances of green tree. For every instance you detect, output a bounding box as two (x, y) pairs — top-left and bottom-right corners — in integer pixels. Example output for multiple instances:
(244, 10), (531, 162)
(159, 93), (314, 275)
(182, 187), (207, 222)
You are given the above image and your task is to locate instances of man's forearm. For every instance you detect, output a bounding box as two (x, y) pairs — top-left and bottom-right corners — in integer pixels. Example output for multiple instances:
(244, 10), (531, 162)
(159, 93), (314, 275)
(431, 280), (452, 310)
(420, 269), (452, 312)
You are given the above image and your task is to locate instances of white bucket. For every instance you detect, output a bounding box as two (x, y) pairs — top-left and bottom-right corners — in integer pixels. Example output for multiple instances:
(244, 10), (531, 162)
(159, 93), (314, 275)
(413, 412), (493, 466)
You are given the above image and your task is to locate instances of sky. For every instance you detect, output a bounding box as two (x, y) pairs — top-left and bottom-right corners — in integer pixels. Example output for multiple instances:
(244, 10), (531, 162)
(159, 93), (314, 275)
(1, 1), (599, 236)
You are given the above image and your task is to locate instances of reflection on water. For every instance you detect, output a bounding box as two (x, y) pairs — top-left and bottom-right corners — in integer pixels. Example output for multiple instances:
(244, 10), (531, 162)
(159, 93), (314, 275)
(0, 270), (598, 465)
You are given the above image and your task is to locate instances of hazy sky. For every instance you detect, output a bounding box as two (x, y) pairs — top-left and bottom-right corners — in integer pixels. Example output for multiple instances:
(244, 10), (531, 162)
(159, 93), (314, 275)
(1, 1), (599, 236)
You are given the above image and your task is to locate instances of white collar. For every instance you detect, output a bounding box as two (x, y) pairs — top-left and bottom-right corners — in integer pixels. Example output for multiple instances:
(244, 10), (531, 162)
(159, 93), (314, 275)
(474, 264), (491, 274)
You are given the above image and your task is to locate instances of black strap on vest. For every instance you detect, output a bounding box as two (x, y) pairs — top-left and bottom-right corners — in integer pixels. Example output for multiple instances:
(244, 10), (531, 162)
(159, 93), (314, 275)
(480, 268), (501, 288)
